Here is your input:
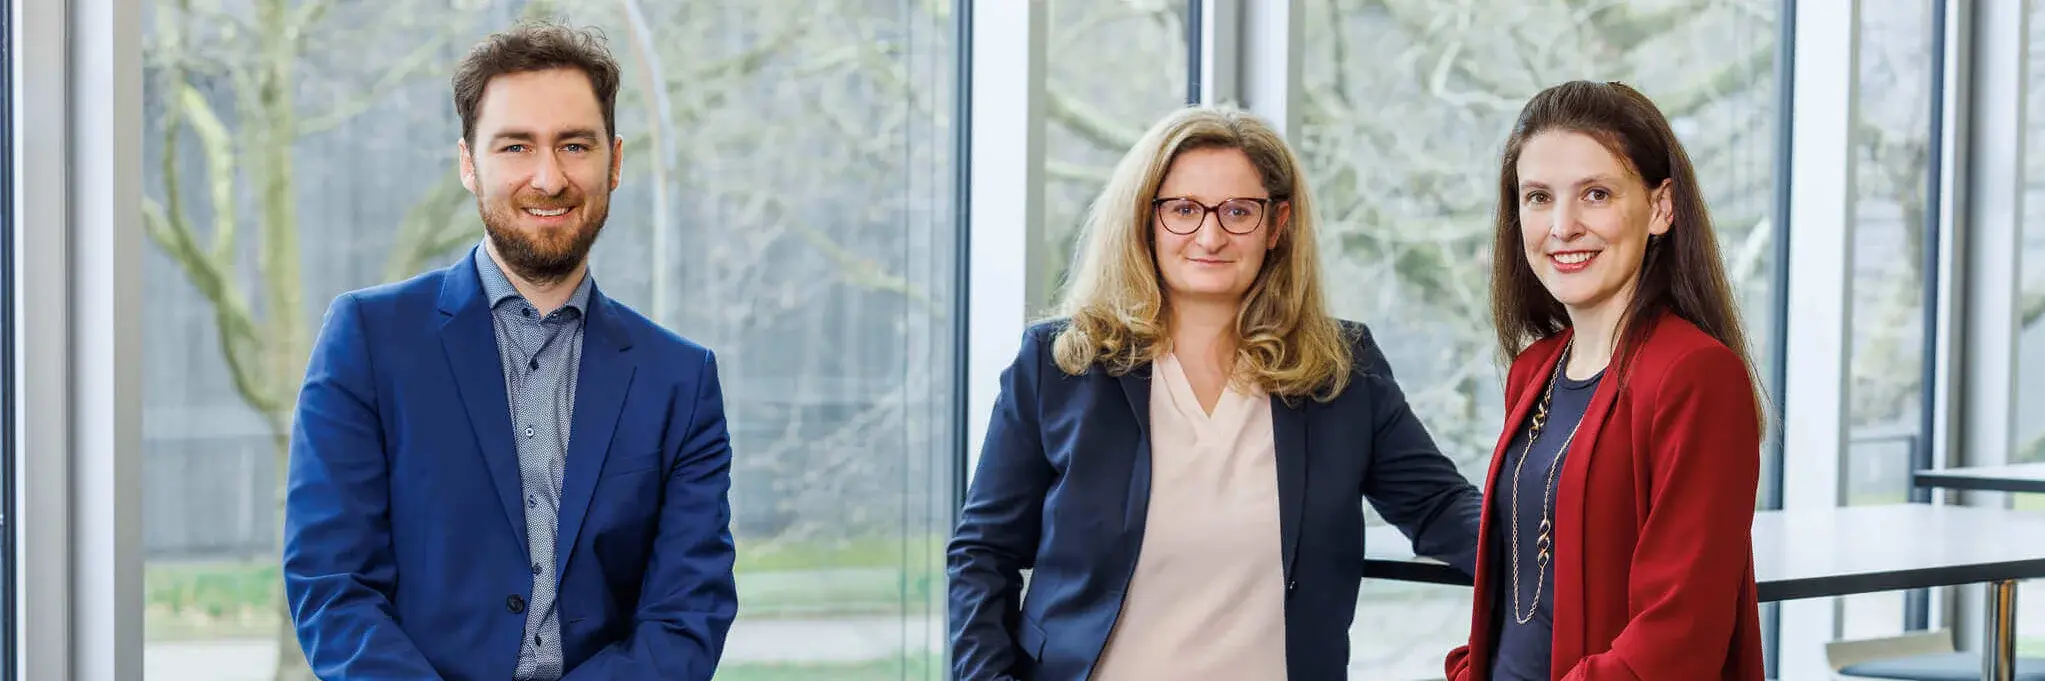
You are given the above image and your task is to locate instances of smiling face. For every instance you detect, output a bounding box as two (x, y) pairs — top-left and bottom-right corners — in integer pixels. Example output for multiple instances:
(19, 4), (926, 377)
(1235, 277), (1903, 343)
(458, 67), (623, 284)
(1514, 129), (1671, 320)
(1151, 147), (1289, 306)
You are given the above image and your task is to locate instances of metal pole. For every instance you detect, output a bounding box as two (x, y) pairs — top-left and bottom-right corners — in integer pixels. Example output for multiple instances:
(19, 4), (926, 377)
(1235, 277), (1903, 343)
(1984, 579), (2018, 681)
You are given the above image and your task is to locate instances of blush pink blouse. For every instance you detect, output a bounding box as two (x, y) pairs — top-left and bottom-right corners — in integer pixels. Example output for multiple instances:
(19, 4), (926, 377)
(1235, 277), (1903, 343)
(1089, 353), (1290, 680)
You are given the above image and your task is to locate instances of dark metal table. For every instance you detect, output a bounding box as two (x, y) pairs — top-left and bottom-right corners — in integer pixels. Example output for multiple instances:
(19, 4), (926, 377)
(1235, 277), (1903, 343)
(1914, 462), (2045, 495)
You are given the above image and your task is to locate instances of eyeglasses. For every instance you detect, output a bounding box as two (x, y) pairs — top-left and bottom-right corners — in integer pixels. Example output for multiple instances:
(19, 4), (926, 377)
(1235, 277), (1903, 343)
(1153, 197), (1276, 235)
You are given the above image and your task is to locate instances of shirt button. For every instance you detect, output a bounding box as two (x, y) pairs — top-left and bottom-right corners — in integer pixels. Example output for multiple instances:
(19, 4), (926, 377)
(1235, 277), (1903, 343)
(524, 425), (535, 438)
(528, 358), (539, 371)
(535, 635), (544, 645)
(532, 563), (542, 575)
(507, 595), (526, 613)
(528, 495), (537, 508)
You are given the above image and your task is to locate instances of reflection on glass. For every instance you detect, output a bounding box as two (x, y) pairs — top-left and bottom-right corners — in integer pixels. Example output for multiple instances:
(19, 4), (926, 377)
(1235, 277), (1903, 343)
(1297, 0), (1780, 669)
(1835, 0), (1938, 642)
(2018, 0), (2045, 470)
(1350, 581), (1474, 678)
(1043, 1), (1190, 297)
(1, 0), (11, 675)
(140, 2), (956, 679)
(1845, 0), (1936, 510)
(2012, 0), (2045, 657)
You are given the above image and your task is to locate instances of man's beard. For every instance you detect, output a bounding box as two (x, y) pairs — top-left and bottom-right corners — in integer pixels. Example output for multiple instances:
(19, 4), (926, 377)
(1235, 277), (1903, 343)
(478, 189), (610, 286)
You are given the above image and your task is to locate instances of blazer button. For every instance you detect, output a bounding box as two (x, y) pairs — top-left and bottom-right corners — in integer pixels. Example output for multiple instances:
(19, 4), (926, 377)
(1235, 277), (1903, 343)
(507, 595), (526, 614)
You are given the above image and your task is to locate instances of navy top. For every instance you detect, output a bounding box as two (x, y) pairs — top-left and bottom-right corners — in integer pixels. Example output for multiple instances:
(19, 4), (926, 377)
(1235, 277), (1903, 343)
(1489, 360), (1603, 681)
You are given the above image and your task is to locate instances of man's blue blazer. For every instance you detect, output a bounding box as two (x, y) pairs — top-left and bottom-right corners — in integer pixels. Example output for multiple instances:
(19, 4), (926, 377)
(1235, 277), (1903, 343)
(947, 320), (1483, 681)
(282, 248), (738, 680)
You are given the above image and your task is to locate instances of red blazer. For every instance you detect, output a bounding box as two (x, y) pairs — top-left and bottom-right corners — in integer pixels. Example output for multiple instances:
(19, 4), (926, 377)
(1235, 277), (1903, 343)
(1444, 313), (1766, 680)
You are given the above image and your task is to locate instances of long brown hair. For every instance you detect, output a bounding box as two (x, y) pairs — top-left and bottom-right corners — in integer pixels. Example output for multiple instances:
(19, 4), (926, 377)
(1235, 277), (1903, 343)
(1490, 81), (1765, 429)
(1052, 106), (1354, 401)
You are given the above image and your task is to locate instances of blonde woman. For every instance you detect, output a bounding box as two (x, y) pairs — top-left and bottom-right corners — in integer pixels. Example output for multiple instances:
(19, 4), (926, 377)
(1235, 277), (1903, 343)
(946, 106), (1483, 681)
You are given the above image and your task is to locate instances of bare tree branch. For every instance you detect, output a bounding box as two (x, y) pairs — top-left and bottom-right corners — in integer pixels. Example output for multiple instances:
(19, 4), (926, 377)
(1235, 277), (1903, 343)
(1655, 45), (1774, 120)
(385, 172), (481, 281)
(150, 4), (277, 424)
(1048, 160), (1111, 186)
(1590, 0), (1719, 48)
(664, 13), (813, 93)
(1377, 0), (1532, 100)
(174, 84), (242, 266)
(1048, 1), (1164, 58)
(142, 197), (276, 418)
(288, 0), (337, 38)
(728, 188), (945, 316)
(1046, 87), (1146, 153)
(300, 32), (460, 135)
(2023, 288), (2045, 328)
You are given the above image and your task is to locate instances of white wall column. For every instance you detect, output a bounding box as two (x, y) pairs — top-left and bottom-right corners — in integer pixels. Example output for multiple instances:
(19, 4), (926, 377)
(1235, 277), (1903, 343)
(13, 0), (72, 676)
(14, 0), (143, 678)
(1195, 0), (1300, 138)
(1918, 0), (1976, 637)
(964, 0), (1047, 472)
(1952, 0), (2029, 655)
(1777, 0), (1861, 675)
(68, 0), (145, 676)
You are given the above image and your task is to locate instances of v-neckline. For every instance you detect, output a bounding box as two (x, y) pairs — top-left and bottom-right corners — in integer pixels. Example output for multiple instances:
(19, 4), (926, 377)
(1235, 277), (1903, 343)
(1159, 353), (1237, 425)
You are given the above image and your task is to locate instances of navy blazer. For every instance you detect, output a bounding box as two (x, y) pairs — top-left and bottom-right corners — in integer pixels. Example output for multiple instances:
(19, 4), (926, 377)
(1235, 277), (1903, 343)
(947, 319), (1483, 681)
(282, 248), (738, 680)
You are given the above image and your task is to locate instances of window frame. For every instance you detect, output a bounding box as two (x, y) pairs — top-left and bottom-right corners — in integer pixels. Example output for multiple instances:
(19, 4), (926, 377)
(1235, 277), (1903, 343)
(0, 0), (15, 674)
(16, 0), (145, 678)
(1946, 0), (2031, 655)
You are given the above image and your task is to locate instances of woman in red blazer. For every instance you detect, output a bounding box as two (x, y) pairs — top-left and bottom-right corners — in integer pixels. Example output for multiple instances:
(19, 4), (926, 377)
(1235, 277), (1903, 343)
(1444, 80), (1768, 680)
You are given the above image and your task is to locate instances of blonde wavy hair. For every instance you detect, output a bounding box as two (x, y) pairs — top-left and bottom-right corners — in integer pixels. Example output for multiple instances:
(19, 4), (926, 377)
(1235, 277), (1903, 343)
(1049, 105), (1355, 401)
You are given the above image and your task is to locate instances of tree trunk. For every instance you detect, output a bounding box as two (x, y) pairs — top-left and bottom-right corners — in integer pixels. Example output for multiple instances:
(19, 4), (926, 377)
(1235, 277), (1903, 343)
(274, 595), (316, 681)
(270, 435), (315, 681)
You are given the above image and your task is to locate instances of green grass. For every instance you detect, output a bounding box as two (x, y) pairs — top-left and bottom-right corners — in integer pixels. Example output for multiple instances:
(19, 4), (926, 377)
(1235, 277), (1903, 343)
(735, 568), (937, 618)
(146, 560), (283, 640)
(713, 655), (938, 681)
(146, 534), (945, 641)
(735, 533), (942, 572)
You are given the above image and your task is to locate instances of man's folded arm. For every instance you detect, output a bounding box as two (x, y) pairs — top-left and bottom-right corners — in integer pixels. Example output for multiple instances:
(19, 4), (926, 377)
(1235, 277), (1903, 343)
(281, 293), (444, 679)
(561, 349), (739, 681)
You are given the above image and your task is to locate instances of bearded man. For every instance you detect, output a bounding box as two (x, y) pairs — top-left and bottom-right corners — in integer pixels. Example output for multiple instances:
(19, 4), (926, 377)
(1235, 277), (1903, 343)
(281, 19), (737, 681)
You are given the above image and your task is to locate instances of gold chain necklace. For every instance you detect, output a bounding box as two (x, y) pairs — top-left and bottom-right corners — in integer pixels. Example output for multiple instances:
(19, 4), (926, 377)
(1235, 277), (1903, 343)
(1509, 346), (1584, 625)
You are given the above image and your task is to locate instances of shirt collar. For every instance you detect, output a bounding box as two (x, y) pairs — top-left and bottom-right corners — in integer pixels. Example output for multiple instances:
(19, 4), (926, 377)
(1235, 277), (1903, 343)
(473, 242), (595, 315)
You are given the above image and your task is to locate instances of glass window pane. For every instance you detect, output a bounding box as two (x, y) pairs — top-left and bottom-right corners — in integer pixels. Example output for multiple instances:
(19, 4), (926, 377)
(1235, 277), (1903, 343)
(2014, 0), (2045, 657)
(140, 2), (958, 678)
(1043, 2), (1190, 295)
(2019, 1), (2045, 478)
(1, 0), (12, 675)
(1840, 0), (1939, 641)
(1297, 1), (1782, 673)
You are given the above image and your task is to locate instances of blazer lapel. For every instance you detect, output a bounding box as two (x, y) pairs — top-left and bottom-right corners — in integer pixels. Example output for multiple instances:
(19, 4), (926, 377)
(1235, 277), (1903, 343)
(553, 290), (636, 579)
(1116, 367), (1153, 536)
(437, 251), (530, 556)
(1487, 336), (1566, 504)
(1271, 396), (1307, 583)
(1467, 332), (1569, 673)
(1553, 327), (1624, 668)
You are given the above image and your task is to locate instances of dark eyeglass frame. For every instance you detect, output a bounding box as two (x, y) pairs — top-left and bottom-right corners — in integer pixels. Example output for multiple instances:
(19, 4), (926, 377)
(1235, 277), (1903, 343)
(1151, 196), (1283, 235)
